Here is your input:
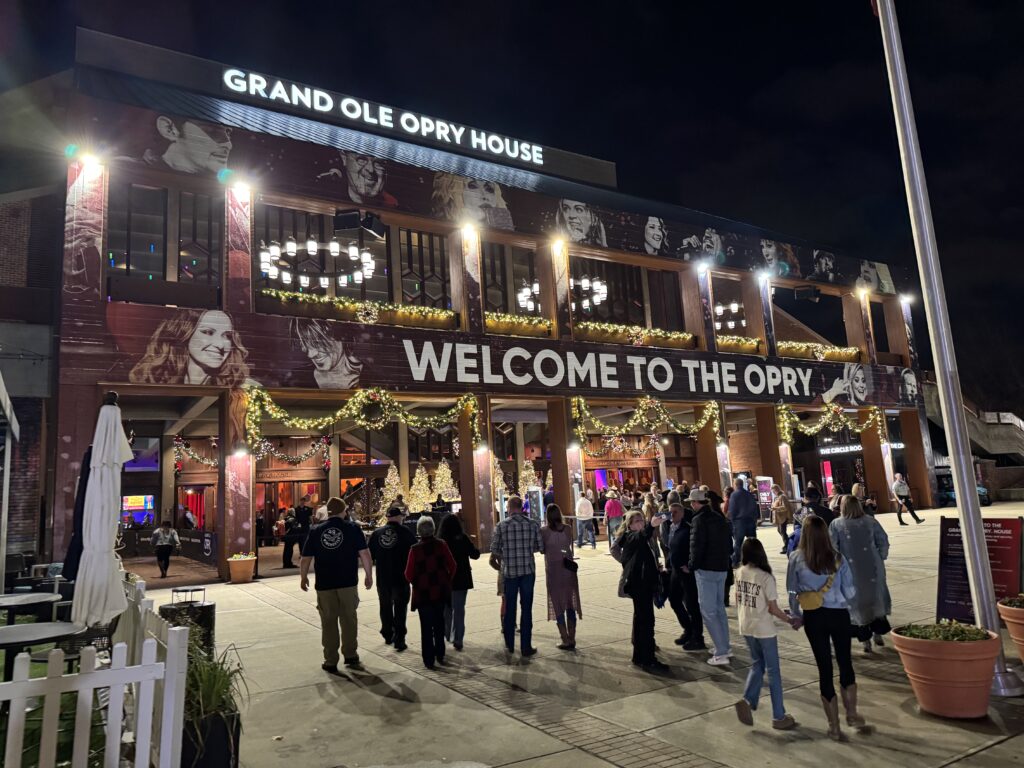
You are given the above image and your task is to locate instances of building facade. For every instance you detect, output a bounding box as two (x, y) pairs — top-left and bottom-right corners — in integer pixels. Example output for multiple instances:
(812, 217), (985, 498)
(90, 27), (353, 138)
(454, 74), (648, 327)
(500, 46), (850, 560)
(1, 29), (936, 575)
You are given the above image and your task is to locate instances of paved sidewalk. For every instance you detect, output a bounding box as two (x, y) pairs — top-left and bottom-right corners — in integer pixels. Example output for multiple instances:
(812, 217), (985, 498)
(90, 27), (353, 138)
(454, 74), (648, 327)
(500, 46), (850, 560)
(144, 505), (1024, 768)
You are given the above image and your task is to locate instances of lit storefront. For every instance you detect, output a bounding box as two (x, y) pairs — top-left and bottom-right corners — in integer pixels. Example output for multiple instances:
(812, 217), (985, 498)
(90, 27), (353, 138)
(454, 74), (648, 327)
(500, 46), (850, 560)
(28, 29), (938, 575)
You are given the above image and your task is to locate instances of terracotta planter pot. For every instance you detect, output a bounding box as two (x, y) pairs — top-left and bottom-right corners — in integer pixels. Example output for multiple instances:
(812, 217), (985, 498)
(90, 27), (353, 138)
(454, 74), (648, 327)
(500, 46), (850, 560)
(891, 628), (1000, 718)
(227, 558), (256, 584)
(997, 602), (1024, 663)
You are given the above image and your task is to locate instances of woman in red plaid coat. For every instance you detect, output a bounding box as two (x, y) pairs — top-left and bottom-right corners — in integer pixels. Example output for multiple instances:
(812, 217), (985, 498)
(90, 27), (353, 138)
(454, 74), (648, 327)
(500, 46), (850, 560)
(405, 516), (458, 669)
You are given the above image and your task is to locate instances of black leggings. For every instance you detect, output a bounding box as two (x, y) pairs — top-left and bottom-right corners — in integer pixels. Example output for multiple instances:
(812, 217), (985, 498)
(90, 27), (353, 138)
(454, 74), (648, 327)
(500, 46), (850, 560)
(631, 588), (656, 664)
(803, 606), (855, 700)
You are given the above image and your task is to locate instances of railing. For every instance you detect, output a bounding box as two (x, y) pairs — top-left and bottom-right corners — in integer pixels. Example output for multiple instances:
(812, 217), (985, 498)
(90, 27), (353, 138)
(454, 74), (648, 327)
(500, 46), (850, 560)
(1, 580), (189, 768)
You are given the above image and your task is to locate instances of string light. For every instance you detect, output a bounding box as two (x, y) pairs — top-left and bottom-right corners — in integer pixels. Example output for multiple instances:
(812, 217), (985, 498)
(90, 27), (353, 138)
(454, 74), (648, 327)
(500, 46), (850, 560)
(716, 334), (760, 352)
(776, 403), (886, 445)
(571, 397), (720, 458)
(244, 387), (484, 452)
(576, 321), (696, 349)
(776, 341), (861, 363)
(484, 311), (552, 334)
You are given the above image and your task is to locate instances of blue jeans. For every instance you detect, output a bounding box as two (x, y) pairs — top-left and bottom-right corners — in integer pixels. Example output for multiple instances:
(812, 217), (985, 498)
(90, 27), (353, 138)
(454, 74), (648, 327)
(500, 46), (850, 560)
(606, 517), (622, 548)
(502, 572), (535, 652)
(732, 519), (757, 567)
(743, 635), (785, 720)
(695, 569), (730, 656)
(445, 589), (468, 645)
(576, 519), (596, 548)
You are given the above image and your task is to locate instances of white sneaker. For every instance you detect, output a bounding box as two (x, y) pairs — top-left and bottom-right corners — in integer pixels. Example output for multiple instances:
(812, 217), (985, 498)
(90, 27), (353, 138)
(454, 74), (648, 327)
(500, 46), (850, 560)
(708, 648), (733, 658)
(707, 655), (731, 666)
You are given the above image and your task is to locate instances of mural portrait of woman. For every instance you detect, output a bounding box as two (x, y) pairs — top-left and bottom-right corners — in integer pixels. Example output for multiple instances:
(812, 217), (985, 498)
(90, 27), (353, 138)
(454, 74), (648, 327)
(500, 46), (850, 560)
(128, 309), (260, 387)
(431, 173), (514, 230)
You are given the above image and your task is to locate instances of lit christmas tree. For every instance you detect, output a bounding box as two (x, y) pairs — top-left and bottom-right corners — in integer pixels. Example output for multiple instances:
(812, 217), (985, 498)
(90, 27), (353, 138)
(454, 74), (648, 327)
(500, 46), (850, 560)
(545, 468), (553, 489)
(433, 458), (460, 501)
(408, 464), (433, 513)
(518, 459), (539, 499)
(378, 464), (406, 515)
(491, 453), (507, 501)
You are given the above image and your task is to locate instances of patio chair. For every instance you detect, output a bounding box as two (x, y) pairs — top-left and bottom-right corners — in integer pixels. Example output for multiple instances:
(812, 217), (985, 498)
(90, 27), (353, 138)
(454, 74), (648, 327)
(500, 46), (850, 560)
(31, 613), (122, 673)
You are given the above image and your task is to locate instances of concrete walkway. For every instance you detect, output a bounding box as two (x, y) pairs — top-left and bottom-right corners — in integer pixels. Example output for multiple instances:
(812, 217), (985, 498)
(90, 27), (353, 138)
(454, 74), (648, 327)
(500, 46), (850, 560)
(144, 505), (1024, 768)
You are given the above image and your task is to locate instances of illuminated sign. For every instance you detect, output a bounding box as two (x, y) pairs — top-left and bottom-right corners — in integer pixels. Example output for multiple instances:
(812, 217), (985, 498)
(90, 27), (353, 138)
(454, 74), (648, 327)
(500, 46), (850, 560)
(222, 68), (545, 166)
(819, 441), (904, 456)
(121, 494), (155, 511)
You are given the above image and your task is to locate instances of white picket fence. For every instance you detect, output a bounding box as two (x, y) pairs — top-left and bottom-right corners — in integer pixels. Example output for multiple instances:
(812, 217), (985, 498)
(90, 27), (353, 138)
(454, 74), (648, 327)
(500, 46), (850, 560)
(0, 579), (189, 768)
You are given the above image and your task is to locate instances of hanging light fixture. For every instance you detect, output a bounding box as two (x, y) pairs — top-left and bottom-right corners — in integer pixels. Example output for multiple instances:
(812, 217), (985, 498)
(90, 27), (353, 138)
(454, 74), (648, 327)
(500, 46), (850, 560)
(319, 276), (329, 289)
(715, 303), (724, 316)
(360, 248), (372, 264)
(727, 320), (735, 329)
(329, 238), (341, 257)
(306, 235), (317, 256)
(269, 241), (281, 259)
(337, 275), (347, 287)
(527, 299), (535, 311)
(285, 236), (297, 257)
(353, 270), (363, 284)
(715, 321), (722, 331)
(298, 274), (310, 288)
(581, 276), (591, 291)
(348, 241), (359, 261)
(532, 280), (540, 295)
(268, 265), (279, 279)
(281, 270), (292, 284)
(730, 301), (739, 313)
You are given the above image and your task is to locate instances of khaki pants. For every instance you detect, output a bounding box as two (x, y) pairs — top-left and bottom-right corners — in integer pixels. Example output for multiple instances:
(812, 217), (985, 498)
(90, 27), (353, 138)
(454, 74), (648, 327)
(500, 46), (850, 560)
(316, 587), (359, 665)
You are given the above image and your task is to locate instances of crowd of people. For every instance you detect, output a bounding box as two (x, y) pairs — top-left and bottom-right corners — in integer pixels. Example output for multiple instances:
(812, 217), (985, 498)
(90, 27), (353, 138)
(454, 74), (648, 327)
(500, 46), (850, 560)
(296, 476), (900, 741)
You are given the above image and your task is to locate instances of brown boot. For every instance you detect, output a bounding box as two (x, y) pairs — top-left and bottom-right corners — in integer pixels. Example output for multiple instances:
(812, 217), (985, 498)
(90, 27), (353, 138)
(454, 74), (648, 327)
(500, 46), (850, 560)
(566, 620), (577, 650)
(557, 623), (572, 650)
(821, 696), (844, 741)
(841, 684), (867, 729)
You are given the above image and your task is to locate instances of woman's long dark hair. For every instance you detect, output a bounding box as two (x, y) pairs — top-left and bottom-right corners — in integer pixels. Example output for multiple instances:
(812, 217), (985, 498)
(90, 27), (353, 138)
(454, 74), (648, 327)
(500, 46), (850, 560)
(437, 512), (464, 541)
(545, 504), (564, 531)
(740, 537), (771, 575)
(798, 515), (838, 574)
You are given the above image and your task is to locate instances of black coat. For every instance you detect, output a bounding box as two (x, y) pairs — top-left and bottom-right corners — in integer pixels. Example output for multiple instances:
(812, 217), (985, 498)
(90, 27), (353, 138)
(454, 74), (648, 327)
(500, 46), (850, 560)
(440, 531), (480, 591)
(688, 509), (732, 572)
(619, 524), (660, 598)
(662, 512), (693, 570)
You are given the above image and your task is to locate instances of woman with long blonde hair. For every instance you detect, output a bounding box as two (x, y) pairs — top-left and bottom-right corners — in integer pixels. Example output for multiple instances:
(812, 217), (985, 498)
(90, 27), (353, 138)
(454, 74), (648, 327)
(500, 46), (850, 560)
(614, 509), (669, 672)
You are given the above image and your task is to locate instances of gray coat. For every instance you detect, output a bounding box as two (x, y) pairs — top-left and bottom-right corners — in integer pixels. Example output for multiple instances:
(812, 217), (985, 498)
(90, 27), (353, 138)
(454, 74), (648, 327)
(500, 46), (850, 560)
(829, 515), (891, 626)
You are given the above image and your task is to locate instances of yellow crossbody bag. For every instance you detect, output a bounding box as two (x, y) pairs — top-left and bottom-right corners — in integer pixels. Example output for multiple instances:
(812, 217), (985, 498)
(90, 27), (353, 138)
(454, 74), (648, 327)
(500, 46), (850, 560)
(797, 564), (837, 611)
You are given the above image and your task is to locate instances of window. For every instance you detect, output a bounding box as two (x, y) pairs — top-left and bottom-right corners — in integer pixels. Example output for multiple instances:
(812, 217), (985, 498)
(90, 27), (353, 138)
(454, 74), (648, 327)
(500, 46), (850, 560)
(178, 191), (223, 284)
(481, 241), (539, 315)
(711, 276), (748, 335)
(398, 228), (450, 309)
(570, 254), (644, 325)
(647, 270), (683, 331)
(106, 183), (167, 280)
(408, 426), (456, 463)
(253, 203), (391, 303)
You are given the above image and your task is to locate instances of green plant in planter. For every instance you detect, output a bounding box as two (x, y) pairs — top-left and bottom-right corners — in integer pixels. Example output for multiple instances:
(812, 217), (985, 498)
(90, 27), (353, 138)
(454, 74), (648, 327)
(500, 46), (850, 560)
(183, 628), (249, 767)
(999, 593), (1024, 609)
(896, 620), (991, 642)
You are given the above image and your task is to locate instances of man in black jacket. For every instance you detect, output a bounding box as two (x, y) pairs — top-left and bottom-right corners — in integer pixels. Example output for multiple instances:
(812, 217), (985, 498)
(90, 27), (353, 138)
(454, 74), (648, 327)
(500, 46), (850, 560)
(688, 489), (733, 666)
(803, 488), (836, 526)
(662, 502), (704, 650)
(368, 507), (417, 651)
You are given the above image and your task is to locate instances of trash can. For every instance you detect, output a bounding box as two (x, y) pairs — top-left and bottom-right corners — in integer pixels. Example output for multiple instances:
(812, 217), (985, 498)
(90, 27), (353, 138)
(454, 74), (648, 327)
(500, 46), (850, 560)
(159, 586), (215, 656)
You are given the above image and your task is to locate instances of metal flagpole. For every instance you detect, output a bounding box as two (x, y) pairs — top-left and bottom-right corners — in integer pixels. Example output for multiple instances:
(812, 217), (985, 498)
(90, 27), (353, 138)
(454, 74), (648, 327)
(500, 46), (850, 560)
(875, 0), (1024, 695)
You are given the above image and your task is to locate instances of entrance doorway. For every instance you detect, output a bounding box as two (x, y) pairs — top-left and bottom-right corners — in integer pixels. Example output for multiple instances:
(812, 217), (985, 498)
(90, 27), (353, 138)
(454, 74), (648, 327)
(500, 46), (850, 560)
(585, 466), (657, 494)
(176, 485), (215, 530)
(255, 480), (325, 542)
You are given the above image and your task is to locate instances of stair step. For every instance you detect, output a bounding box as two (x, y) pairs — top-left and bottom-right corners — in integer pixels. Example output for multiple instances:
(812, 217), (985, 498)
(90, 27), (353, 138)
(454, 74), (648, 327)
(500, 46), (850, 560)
(997, 488), (1024, 501)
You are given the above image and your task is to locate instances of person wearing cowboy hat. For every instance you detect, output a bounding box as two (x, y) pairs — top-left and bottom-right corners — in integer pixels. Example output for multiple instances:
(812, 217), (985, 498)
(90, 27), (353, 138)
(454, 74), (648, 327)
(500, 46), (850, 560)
(688, 488), (734, 666)
(604, 489), (625, 550)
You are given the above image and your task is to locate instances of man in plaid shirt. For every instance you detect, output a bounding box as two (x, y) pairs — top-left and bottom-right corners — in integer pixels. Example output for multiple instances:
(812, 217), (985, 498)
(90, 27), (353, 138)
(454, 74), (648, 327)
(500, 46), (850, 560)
(490, 495), (544, 656)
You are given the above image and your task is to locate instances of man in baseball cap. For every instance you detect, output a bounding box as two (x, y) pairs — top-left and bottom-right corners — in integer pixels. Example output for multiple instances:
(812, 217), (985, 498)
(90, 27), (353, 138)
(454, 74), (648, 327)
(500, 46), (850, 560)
(368, 506), (417, 652)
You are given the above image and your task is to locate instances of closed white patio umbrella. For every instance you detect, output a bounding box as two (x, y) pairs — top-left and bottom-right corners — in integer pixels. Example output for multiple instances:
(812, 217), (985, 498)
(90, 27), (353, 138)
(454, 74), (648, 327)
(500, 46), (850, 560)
(71, 393), (133, 626)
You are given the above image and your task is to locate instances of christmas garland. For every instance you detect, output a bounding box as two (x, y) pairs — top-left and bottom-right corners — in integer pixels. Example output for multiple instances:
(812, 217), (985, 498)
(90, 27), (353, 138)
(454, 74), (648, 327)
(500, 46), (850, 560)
(174, 433), (332, 474)
(244, 387), (483, 450)
(173, 435), (218, 476)
(776, 340), (861, 362)
(576, 320), (695, 347)
(484, 311), (552, 329)
(261, 288), (456, 325)
(776, 403), (886, 444)
(716, 334), (761, 350)
(571, 396), (720, 458)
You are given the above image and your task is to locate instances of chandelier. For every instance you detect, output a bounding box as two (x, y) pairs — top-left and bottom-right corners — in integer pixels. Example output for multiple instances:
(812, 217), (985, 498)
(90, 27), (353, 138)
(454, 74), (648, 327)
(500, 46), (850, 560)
(713, 299), (747, 332)
(258, 236), (376, 288)
(570, 274), (608, 313)
(516, 279), (542, 313)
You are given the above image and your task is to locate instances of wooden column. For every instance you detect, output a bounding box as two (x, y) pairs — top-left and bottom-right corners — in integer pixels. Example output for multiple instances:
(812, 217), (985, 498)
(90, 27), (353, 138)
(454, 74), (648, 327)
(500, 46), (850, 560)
(224, 183), (253, 315)
(217, 389), (253, 580)
(450, 225), (484, 334)
(458, 395), (494, 548)
(755, 406), (785, 483)
(536, 239), (572, 341)
(883, 296), (913, 367)
(740, 273), (769, 353)
(327, 439), (340, 498)
(546, 398), (582, 518)
(901, 409), (935, 509)
(842, 291), (876, 364)
(514, 422), (526, 470)
(859, 408), (893, 511)
(696, 404), (724, 495)
(682, 266), (716, 353)
(160, 436), (176, 524)
(397, 422), (410, 489)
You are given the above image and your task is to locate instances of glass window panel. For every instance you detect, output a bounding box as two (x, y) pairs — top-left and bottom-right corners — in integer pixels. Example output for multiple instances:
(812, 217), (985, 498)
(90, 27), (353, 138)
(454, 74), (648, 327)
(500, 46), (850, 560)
(570, 254), (644, 325)
(128, 185), (166, 280)
(399, 227), (450, 309)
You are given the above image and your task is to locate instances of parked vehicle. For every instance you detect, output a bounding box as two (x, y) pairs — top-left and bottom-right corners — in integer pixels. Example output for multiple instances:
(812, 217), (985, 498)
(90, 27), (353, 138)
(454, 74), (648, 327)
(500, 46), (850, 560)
(934, 469), (991, 508)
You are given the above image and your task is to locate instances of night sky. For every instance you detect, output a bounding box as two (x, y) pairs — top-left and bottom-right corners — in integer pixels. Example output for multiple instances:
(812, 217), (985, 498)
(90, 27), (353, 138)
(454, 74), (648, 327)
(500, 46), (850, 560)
(3, 1), (1022, 408)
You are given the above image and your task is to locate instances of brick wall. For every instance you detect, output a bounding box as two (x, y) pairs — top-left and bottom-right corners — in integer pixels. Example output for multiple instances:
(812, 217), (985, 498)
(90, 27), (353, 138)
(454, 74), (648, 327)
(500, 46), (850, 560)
(727, 429), (764, 477)
(6, 397), (43, 555)
(0, 200), (30, 287)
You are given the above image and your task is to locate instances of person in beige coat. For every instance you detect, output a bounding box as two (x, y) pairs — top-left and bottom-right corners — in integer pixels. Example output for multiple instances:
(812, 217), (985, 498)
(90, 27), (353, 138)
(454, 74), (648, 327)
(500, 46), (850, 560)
(771, 484), (795, 554)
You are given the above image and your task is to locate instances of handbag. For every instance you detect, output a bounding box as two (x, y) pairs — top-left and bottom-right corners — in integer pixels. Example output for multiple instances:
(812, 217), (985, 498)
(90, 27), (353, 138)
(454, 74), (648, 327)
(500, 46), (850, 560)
(797, 563), (837, 611)
(563, 556), (579, 573)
